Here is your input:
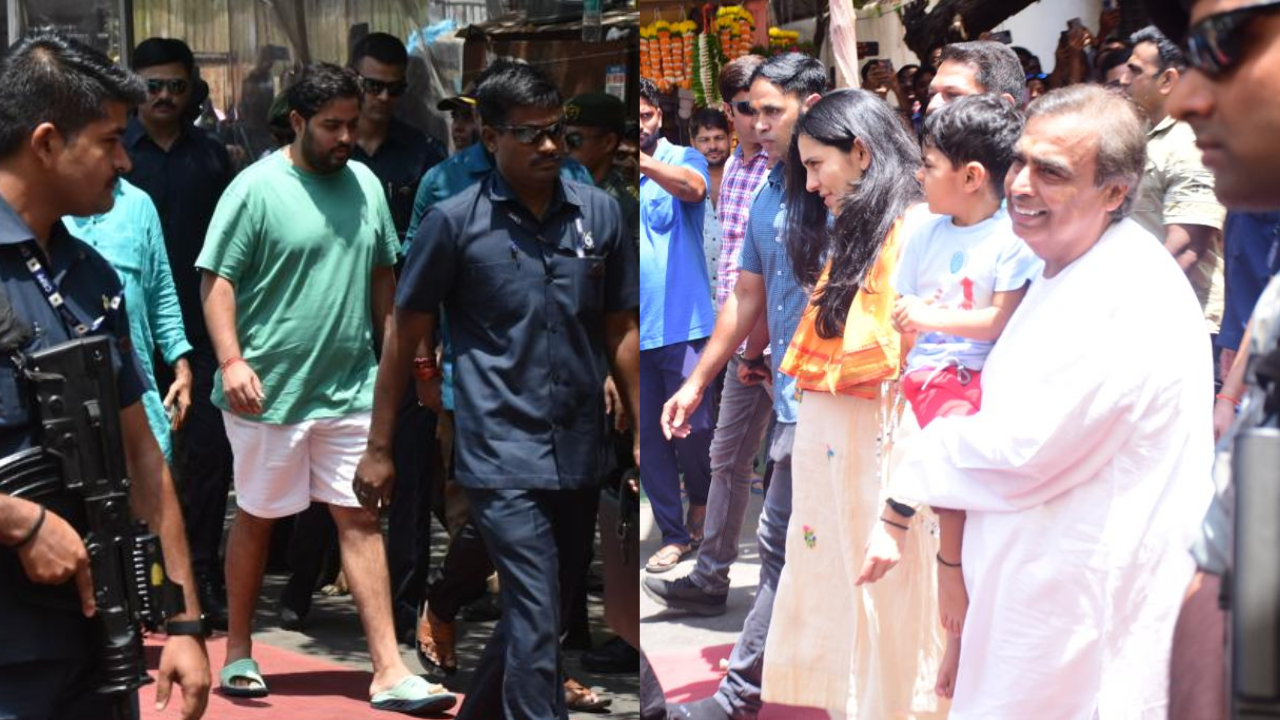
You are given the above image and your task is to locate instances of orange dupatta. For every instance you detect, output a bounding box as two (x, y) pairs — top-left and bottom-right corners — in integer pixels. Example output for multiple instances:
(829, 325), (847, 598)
(778, 217), (907, 399)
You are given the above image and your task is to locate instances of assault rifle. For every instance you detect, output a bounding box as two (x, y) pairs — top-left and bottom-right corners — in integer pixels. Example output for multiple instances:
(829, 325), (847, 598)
(0, 336), (183, 704)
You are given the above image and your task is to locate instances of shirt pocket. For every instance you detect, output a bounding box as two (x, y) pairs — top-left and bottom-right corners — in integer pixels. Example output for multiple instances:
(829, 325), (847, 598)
(464, 261), (530, 327)
(643, 194), (675, 235)
(567, 256), (607, 321)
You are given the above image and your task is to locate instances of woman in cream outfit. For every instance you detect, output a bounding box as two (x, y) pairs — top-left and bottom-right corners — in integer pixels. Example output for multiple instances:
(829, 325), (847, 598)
(761, 89), (948, 719)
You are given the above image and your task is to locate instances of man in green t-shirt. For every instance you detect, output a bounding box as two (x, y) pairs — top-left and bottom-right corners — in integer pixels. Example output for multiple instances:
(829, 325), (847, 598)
(196, 62), (455, 714)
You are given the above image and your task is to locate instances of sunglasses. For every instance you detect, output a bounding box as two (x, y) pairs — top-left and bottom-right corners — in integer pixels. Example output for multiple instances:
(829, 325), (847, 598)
(494, 119), (566, 145)
(361, 77), (408, 97)
(731, 100), (757, 117)
(1185, 0), (1280, 77)
(565, 129), (608, 149)
(146, 78), (189, 95)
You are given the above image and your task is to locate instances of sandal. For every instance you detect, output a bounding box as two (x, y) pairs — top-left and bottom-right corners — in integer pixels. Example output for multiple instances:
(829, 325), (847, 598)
(564, 677), (612, 713)
(370, 675), (457, 714)
(219, 657), (269, 698)
(645, 543), (690, 573)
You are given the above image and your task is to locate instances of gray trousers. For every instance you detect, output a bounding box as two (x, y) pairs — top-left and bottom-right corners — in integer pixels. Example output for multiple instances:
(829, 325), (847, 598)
(688, 355), (775, 595)
(714, 421), (794, 717)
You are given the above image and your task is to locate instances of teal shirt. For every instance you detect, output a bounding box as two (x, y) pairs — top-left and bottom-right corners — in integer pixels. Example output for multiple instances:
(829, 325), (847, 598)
(405, 145), (596, 411)
(65, 178), (191, 460)
(196, 152), (400, 424)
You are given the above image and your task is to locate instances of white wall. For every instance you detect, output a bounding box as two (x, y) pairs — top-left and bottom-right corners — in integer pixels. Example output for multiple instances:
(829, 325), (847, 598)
(996, 0), (1103, 74)
(809, 0), (1105, 77)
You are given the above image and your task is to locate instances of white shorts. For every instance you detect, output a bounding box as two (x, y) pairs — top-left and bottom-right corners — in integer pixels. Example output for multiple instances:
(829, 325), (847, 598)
(222, 410), (371, 519)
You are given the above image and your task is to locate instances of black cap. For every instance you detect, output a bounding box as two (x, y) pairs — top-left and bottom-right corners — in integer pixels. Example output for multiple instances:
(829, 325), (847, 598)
(436, 94), (476, 112)
(565, 92), (626, 133)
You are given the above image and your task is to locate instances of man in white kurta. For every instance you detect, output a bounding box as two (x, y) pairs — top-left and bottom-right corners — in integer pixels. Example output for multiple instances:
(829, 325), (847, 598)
(886, 84), (1215, 719)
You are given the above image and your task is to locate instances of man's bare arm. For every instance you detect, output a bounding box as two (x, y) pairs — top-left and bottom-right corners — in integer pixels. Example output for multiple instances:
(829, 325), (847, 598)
(1164, 223), (1218, 275)
(604, 310), (640, 427)
(201, 271), (263, 416)
(639, 152), (707, 204)
(686, 271), (768, 391)
(121, 403), (200, 620)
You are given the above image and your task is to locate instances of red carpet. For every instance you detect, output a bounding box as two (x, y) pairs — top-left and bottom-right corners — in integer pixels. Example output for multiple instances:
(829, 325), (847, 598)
(139, 636), (460, 720)
(648, 642), (828, 719)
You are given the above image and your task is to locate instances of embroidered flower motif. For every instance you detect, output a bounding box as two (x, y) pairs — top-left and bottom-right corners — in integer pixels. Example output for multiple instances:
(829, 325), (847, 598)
(802, 525), (817, 549)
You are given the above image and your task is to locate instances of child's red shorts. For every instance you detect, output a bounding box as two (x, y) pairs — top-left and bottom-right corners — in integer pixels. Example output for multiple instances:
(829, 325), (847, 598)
(902, 366), (982, 428)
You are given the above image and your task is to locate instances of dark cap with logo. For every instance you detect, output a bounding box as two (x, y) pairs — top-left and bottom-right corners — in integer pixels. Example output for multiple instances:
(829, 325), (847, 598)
(565, 92), (625, 133)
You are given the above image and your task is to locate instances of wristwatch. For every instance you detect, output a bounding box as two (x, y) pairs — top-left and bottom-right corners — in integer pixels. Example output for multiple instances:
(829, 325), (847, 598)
(886, 498), (918, 519)
(736, 351), (766, 369)
(165, 615), (211, 638)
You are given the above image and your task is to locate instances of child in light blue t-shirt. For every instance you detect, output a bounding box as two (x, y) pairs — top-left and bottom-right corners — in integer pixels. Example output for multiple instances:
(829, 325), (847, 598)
(889, 94), (1043, 699)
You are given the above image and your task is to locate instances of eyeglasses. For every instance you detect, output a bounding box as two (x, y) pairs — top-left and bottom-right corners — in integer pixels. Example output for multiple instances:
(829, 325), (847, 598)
(731, 100), (757, 117)
(565, 129), (606, 149)
(361, 77), (408, 98)
(494, 119), (566, 145)
(146, 78), (189, 95)
(1184, 0), (1280, 77)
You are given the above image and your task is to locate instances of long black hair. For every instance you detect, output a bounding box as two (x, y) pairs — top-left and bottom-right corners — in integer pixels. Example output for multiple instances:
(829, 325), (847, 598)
(785, 89), (923, 339)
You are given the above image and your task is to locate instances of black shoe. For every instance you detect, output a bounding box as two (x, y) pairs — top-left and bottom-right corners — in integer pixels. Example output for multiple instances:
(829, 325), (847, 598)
(668, 696), (753, 720)
(581, 637), (639, 674)
(197, 574), (228, 631)
(561, 624), (593, 652)
(279, 604), (307, 631)
(462, 593), (501, 622)
(642, 575), (727, 616)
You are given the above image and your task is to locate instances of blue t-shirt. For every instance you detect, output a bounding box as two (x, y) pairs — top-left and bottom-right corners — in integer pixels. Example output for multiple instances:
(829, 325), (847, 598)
(894, 208), (1042, 373)
(640, 138), (713, 350)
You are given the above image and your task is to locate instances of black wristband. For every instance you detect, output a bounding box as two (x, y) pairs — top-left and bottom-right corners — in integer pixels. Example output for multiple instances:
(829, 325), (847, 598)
(886, 498), (917, 518)
(880, 516), (910, 531)
(738, 352), (766, 369)
(936, 552), (962, 568)
(165, 616), (211, 638)
(11, 505), (46, 550)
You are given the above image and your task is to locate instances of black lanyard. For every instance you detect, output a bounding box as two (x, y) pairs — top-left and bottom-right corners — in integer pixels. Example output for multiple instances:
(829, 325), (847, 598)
(18, 241), (120, 337)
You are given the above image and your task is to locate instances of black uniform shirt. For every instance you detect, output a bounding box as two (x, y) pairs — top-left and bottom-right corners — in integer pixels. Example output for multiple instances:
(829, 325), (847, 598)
(0, 192), (148, 664)
(398, 172), (638, 490)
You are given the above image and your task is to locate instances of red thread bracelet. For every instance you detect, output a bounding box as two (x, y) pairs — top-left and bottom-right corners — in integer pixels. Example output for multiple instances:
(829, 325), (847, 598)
(220, 356), (246, 374)
(1216, 393), (1241, 407)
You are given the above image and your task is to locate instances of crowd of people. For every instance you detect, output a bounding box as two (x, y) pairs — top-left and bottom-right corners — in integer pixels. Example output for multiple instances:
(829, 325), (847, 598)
(0, 25), (638, 720)
(640, 1), (1280, 718)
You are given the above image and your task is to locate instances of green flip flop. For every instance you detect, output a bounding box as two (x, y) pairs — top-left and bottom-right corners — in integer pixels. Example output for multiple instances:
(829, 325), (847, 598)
(219, 657), (269, 698)
(370, 675), (457, 715)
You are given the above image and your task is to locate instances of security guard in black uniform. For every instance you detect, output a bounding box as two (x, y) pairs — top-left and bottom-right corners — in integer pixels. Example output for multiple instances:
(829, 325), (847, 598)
(0, 31), (210, 720)
(353, 62), (639, 720)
